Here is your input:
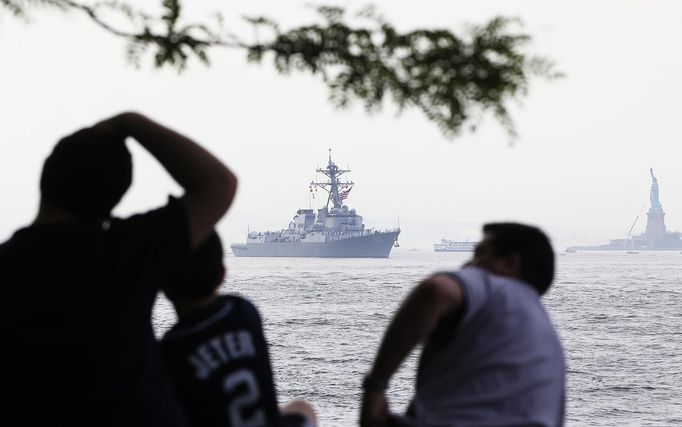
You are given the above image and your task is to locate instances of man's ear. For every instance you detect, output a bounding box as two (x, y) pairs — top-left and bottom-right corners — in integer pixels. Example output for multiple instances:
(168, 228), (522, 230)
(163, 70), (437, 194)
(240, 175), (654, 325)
(500, 253), (522, 277)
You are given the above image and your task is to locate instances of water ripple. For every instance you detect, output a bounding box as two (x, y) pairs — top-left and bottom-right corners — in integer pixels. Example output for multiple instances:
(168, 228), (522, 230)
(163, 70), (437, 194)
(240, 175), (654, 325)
(153, 251), (682, 426)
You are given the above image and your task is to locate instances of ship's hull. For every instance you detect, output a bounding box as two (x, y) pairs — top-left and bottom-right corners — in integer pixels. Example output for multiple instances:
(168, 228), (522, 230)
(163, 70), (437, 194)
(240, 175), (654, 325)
(231, 231), (400, 258)
(568, 245), (682, 251)
(434, 248), (475, 252)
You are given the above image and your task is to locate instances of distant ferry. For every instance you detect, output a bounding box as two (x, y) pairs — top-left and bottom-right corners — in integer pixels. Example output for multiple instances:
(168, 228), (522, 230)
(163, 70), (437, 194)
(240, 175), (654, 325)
(433, 239), (478, 252)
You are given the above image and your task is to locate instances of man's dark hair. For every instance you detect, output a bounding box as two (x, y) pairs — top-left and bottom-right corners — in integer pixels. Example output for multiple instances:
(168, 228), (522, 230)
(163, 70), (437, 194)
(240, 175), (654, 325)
(166, 232), (225, 301)
(482, 222), (555, 295)
(40, 127), (132, 220)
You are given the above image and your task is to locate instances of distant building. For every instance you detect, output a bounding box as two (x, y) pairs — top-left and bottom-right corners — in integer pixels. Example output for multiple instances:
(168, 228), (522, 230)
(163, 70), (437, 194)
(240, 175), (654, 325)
(570, 169), (682, 251)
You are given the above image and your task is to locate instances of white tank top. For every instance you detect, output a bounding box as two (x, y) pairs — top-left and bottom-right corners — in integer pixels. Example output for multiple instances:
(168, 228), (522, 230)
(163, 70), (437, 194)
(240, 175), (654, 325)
(408, 266), (565, 427)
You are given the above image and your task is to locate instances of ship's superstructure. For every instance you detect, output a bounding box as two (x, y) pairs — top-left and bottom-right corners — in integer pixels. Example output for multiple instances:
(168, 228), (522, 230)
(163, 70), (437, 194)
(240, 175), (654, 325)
(230, 151), (400, 257)
(569, 169), (682, 251)
(433, 239), (478, 252)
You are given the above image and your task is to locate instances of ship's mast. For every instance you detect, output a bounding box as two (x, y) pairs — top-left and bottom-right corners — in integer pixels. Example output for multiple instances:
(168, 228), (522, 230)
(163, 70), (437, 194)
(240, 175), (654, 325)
(310, 149), (354, 209)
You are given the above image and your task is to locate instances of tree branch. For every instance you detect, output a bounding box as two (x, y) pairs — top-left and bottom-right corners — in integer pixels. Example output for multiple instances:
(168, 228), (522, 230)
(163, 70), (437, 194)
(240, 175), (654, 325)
(60, 0), (135, 37)
(1, 1), (561, 139)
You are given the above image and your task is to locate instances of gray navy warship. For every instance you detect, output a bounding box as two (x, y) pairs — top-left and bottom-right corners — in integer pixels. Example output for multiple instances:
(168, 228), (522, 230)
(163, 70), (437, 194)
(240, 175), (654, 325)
(230, 151), (400, 258)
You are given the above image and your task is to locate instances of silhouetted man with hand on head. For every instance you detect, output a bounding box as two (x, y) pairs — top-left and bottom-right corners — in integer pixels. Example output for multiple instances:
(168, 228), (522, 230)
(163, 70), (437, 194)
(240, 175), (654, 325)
(161, 232), (317, 427)
(1, 112), (237, 426)
(360, 223), (565, 427)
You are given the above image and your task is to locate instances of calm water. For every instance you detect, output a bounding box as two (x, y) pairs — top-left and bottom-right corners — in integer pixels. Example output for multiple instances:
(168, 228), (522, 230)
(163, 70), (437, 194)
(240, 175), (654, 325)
(153, 250), (682, 426)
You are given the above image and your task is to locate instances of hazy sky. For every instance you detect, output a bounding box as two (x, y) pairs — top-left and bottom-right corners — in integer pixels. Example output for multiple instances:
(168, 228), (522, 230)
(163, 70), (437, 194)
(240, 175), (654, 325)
(2, 0), (682, 249)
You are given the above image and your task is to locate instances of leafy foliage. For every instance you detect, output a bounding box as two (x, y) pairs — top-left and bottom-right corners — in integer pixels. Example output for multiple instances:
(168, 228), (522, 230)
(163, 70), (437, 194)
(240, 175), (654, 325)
(248, 8), (561, 137)
(1, 0), (65, 18)
(1, 1), (561, 138)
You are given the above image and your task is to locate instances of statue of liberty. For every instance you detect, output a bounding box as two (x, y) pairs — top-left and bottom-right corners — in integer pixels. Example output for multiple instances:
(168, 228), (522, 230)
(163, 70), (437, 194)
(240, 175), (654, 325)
(650, 168), (662, 209)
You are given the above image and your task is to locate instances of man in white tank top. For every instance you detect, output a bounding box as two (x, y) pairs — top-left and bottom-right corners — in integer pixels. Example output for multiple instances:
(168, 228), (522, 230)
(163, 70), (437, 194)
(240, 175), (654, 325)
(360, 223), (565, 427)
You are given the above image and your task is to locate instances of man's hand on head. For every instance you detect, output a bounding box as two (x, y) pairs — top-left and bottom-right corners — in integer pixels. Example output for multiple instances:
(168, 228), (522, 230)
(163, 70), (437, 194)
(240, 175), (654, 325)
(90, 111), (237, 249)
(89, 114), (134, 143)
(90, 112), (149, 143)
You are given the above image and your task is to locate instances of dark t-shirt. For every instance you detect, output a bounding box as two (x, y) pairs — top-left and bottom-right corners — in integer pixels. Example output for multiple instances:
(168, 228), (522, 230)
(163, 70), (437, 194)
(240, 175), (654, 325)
(0, 197), (190, 426)
(161, 295), (286, 427)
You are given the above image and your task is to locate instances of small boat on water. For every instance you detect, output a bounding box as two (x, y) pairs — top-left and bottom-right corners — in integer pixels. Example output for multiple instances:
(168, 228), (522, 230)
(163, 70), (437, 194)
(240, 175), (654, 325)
(626, 250), (639, 254)
(434, 239), (477, 252)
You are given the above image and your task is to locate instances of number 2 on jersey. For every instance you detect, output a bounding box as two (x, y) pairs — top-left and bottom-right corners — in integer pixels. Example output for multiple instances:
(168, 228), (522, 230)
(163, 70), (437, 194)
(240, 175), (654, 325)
(223, 369), (266, 427)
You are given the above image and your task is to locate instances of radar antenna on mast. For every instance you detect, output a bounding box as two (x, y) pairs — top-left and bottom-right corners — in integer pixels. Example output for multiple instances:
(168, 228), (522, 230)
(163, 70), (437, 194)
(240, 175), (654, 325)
(310, 149), (354, 209)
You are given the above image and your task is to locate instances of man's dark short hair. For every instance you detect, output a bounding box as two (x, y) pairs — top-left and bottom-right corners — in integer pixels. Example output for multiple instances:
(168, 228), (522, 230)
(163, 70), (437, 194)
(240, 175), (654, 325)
(40, 127), (132, 220)
(166, 232), (226, 301)
(482, 223), (555, 295)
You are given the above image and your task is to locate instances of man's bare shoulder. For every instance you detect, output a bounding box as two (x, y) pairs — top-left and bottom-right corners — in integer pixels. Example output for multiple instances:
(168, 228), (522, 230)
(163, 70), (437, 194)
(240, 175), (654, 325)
(421, 273), (464, 307)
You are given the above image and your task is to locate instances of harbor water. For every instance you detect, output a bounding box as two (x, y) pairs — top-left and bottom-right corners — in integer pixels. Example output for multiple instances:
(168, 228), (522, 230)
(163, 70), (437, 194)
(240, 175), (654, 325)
(153, 250), (682, 426)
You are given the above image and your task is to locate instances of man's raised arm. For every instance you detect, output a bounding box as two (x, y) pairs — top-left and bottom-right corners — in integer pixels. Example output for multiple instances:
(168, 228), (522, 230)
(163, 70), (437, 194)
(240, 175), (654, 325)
(95, 112), (237, 249)
(360, 274), (463, 427)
